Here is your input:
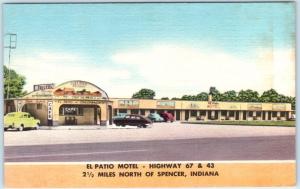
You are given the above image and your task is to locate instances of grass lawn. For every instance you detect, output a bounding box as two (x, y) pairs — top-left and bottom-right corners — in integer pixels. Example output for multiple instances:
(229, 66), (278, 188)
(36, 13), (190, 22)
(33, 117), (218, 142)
(183, 120), (296, 127)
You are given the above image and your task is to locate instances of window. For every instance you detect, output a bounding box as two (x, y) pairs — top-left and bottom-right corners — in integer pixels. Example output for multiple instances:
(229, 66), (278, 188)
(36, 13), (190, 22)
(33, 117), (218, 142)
(200, 111), (206, 116)
(272, 111), (277, 117)
(131, 109), (139, 114)
(248, 111), (253, 117)
(191, 110), (197, 117)
(119, 109), (127, 113)
(256, 112), (261, 117)
(37, 104), (42, 110)
(78, 108), (84, 116)
(280, 112), (286, 117)
(229, 111), (234, 117)
(221, 111), (227, 116)
(140, 109), (145, 115)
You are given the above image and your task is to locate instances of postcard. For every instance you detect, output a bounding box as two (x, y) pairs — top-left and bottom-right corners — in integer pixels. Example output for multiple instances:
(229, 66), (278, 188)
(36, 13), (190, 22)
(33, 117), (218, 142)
(3, 2), (296, 188)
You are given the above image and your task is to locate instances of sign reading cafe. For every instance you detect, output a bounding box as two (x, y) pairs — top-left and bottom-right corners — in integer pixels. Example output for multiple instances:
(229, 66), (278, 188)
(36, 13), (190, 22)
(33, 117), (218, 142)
(47, 101), (53, 120)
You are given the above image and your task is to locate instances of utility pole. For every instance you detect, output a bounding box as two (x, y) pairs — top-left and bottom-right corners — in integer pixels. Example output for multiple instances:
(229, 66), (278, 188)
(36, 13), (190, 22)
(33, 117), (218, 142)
(4, 33), (17, 99)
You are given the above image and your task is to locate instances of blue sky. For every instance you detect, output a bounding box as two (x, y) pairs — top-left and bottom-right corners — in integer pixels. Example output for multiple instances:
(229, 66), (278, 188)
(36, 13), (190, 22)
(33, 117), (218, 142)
(3, 3), (295, 98)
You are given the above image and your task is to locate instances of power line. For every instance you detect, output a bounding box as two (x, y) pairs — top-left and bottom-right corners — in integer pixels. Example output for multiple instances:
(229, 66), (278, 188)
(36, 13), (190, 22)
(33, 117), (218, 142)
(4, 33), (17, 99)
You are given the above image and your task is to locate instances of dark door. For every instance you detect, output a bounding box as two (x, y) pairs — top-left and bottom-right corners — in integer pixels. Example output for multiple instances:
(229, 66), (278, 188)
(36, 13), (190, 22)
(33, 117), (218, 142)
(243, 111), (247, 120)
(185, 110), (189, 121)
(208, 111), (212, 120)
(262, 111), (266, 120)
(176, 110), (180, 120)
(268, 111), (271, 120)
(94, 107), (98, 124)
(235, 111), (239, 120)
(108, 105), (113, 125)
(215, 111), (219, 120)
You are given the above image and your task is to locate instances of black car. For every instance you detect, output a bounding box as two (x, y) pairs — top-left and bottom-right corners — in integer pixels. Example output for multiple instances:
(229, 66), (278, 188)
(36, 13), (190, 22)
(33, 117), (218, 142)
(113, 114), (152, 128)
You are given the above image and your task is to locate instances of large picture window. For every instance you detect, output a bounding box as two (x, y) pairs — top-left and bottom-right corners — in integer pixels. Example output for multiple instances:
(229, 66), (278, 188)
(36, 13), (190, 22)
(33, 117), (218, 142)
(59, 106), (84, 116)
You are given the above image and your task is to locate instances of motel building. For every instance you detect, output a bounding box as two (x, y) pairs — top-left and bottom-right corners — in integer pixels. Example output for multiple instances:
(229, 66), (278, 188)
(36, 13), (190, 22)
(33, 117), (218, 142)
(4, 80), (293, 126)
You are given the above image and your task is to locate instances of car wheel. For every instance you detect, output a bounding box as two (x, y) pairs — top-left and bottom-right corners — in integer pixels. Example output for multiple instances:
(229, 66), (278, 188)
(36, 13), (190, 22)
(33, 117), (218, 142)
(4, 128), (8, 131)
(121, 124), (126, 127)
(18, 125), (24, 132)
(143, 125), (147, 128)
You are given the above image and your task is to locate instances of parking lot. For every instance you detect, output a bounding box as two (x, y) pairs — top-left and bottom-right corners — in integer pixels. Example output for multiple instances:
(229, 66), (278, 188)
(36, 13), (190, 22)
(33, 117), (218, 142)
(4, 122), (295, 146)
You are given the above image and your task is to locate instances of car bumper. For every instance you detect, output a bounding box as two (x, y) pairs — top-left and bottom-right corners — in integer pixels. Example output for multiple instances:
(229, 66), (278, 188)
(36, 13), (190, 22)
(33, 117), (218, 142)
(4, 125), (17, 129)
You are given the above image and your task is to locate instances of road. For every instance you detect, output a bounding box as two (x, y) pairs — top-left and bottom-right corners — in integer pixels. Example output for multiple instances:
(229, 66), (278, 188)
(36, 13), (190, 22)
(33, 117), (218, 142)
(5, 135), (295, 162)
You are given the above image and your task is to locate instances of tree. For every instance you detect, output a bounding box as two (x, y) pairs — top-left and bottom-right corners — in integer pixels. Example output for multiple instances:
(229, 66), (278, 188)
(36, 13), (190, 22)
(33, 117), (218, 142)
(221, 90), (237, 101)
(181, 95), (197, 101)
(209, 87), (222, 101)
(132, 88), (155, 99)
(287, 96), (296, 110)
(260, 89), (280, 102)
(161, 97), (169, 100)
(237, 89), (259, 102)
(260, 89), (295, 110)
(196, 92), (208, 101)
(3, 65), (26, 98)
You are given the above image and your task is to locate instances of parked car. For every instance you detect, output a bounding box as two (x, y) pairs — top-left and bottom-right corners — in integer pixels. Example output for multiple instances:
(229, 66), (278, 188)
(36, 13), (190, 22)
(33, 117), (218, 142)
(289, 113), (296, 121)
(147, 113), (164, 122)
(113, 114), (152, 128)
(113, 113), (128, 120)
(160, 112), (175, 122)
(4, 112), (40, 131)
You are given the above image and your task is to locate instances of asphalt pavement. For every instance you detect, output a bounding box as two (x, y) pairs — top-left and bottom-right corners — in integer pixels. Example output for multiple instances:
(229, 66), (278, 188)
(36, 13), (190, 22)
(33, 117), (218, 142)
(5, 135), (295, 162)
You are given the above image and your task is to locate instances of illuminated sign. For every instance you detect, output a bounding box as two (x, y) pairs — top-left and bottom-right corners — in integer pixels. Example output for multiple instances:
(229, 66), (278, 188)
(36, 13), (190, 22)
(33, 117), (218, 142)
(48, 101), (53, 120)
(71, 81), (87, 88)
(34, 84), (55, 91)
(272, 104), (286, 111)
(207, 102), (219, 109)
(189, 103), (200, 109)
(118, 100), (139, 108)
(157, 101), (175, 109)
(248, 103), (262, 110)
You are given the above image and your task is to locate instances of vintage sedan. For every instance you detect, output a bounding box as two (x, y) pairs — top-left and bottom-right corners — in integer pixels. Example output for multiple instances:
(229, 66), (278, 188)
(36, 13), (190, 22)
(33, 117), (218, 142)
(113, 114), (152, 128)
(112, 113), (128, 120)
(4, 112), (40, 131)
(147, 113), (164, 122)
(160, 112), (175, 122)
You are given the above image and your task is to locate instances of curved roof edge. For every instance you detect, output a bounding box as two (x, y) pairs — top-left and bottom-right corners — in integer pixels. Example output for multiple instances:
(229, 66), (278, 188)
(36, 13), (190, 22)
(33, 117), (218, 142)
(54, 80), (109, 100)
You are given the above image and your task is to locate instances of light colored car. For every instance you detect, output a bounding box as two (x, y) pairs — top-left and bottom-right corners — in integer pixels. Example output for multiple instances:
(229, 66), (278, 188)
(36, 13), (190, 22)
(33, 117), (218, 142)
(147, 113), (164, 122)
(4, 112), (40, 131)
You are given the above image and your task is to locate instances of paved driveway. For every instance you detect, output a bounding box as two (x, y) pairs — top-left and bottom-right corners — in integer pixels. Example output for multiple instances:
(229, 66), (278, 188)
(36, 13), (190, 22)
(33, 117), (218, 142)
(4, 122), (295, 146)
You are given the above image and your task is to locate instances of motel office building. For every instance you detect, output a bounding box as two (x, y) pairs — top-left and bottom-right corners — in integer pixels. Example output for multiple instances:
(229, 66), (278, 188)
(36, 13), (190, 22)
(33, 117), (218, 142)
(4, 80), (293, 126)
